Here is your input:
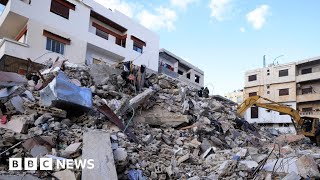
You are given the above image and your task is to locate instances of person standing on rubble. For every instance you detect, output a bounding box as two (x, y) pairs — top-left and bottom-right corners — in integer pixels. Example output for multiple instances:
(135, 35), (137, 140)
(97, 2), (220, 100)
(203, 87), (209, 98)
(198, 87), (204, 97)
(137, 65), (146, 93)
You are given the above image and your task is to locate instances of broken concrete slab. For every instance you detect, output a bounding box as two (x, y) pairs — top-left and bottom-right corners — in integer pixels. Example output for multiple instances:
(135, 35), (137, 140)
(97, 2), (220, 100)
(30, 145), (48, 157)
(296, 155), (320, 178)
(0, 71), (28, 87)
(282, 171), (301, 180)
(275, 134), (305, 144)
(82, 130), (118, 180)
(0, 175), (41, 180)
(135, 106), (191, 127)
(89, 64), (122, 86)
(128, 88), (154, 110)
(53, 170), (76, 180)
(263, 157), (298, 174)
(113, 147), (128, 161)
(0, 115), (34, 133)
(64, 142), (82, 154)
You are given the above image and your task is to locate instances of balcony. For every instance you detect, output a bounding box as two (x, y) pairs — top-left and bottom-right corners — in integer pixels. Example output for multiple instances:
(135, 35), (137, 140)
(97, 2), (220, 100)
(297, 93), (320, 103)
(300, 111), (320, 118)
(296, 71), (320, 82)
(0, 38), (29, 60)
(158, 66), (178, 78)
(0, 0), (29, 39)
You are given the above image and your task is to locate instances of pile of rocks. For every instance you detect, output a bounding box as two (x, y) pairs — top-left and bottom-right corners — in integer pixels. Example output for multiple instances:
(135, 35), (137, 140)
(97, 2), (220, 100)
(0, 61), (319, 180)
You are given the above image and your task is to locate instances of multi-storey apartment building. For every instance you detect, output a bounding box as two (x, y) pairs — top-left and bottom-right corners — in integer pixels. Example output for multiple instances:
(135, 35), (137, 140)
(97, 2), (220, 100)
(296, 56), (320, 118)
(158, 48), (204, 89)
(244, 62), (297, 133)
(0, 0), (159, 74)
(224, 89), (244, 104)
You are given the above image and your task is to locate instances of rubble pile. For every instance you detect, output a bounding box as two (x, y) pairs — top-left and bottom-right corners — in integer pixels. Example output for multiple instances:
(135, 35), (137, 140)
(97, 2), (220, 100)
(0, 60), (320, 180)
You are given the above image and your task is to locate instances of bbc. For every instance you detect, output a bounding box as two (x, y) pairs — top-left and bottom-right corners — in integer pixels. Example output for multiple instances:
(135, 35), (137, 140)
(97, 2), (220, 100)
(9, 158), (53, 170)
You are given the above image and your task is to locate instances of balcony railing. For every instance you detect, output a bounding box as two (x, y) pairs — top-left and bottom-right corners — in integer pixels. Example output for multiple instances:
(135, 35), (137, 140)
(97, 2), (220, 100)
(300, 111), (320, 117)
(297, 93), (320, 103)
(158, 66), (179, 78)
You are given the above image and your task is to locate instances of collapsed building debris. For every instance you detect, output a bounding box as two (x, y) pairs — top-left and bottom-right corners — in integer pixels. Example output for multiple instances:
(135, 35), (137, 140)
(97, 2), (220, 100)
(0, 59), (319, 180)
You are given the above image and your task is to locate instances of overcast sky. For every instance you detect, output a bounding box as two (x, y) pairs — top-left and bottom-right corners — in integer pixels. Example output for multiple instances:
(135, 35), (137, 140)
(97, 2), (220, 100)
(1, 1), (320, 95)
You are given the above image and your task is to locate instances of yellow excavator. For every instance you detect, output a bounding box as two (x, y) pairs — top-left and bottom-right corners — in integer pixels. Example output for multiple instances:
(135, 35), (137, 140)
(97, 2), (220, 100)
(237, 95), (320, 144)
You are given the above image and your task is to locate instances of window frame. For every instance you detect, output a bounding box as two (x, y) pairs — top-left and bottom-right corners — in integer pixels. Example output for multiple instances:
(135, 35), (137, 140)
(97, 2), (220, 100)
(46, 37), (65, 55)
(301, 68), (312, 75)
(248, 74), (257, 82)
(133, 43), (143, 53)
(195, 74), (200, 83)
(279, 69), (289, 77)
(301, 87), (313, 95)
(279, 88), (289, 96)
(251, 106), (259, 118)
(249, 92), (257, 97)
(50, 0), (70, 19)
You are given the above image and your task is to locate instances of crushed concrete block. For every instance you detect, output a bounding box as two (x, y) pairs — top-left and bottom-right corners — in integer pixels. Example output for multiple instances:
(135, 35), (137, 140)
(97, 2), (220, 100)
(64, 142), (82, 154)
(177, 153), (190, 165)
(158, 79), (172, 89)
(282, 171), (301, 180)
(275, 134), (305, 144)
(0, 115), (33, 133)
(296, 155), (320, 178)
(113, 148), (128, 161)
(238, 160), (258, 170)
(129, 88), (154, 109)
(53, 170), (76, 180)
(30, 145), (48, 157)
(218, 160), (237, 177)
(135, 106), (191, 127)
(236, 148), (247, 158)
(263, 157), (298, 173)
(0, 175), (41, 180)
(82, 130), (118, 180)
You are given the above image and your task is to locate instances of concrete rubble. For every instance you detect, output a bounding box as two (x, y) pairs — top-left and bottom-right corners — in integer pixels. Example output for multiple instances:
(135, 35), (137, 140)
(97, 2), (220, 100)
(0, 59), (319, 179)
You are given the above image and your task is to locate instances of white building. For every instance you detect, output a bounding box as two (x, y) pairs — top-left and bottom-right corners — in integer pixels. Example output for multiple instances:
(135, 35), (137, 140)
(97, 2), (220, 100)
(159, 48), (204, 89)
(0, 0), (159, 73)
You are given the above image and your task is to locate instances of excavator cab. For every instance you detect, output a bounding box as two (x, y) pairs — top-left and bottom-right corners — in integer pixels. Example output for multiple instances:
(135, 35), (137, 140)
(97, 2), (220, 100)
(237, 95), (320, 145)
(300, 116), (320, 145)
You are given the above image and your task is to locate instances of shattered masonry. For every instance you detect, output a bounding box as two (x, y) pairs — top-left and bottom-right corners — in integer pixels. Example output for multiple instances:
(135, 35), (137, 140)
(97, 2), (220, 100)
(0, 59), (320, 180)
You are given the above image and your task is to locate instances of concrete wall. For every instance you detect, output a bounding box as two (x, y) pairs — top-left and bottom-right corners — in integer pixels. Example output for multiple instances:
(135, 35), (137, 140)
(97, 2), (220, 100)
(244, 101), (296, 133)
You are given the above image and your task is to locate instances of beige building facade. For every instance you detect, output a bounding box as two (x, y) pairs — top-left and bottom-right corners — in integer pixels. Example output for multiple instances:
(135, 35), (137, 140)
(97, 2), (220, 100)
(244, 62), (297, 133)
(296, 56), (320, 118)
(224, 89), (243, 104)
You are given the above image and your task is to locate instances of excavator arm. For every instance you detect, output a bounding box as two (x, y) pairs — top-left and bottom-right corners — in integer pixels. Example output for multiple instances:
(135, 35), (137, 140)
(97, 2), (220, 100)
(237, 95), (304, 128)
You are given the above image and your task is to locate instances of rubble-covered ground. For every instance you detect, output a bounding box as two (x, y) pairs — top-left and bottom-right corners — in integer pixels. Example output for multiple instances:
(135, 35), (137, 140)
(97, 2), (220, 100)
(0, 61), (320, 180)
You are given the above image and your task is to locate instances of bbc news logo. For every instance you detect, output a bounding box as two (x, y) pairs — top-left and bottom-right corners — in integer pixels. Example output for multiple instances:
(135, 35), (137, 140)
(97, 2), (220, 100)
(9, 158), (94, 170)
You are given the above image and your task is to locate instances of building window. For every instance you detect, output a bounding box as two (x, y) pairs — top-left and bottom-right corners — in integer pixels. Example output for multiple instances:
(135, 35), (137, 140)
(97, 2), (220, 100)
(251, 106), (259, 118)
(248, 74), (257, 82)
(301, 68), (312, 75)
(96, 29), (108, 40)
(279, 69), (289, 77)
(46, 38), (65, 55)
(267, 85), (270, 89)
(302, 107), (313, 112)
(50, 0), (75, 19)
(302, 87), (313, 95)
(186, 73), (190, 79)
(178, 70), (183, 75)
(195, 75), (200, 83)
(267, 73), (270, 76)
(249, 92), (257, 97)
(267, 91), (270, 94)
(133, 43), (143, 53)
(116, 38), (126, 48)
(279, 88), (289, 96)
(131, 36), (145, 54)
